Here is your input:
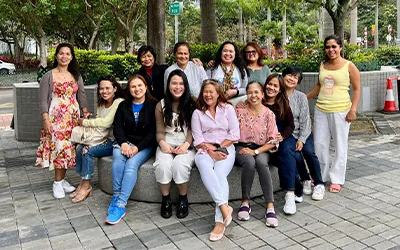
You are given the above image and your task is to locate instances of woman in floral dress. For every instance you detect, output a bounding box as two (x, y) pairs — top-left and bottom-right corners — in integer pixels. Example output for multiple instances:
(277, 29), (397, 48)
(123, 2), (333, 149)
(36, 43), (89, 199)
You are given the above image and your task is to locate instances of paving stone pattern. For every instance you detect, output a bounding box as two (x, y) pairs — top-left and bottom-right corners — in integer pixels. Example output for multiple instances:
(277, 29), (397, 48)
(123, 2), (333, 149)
(2, 120), (400, 249)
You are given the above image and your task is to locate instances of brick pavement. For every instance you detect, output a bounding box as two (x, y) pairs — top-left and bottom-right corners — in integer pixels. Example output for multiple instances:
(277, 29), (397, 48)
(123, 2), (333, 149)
(2, 123), (400, 249)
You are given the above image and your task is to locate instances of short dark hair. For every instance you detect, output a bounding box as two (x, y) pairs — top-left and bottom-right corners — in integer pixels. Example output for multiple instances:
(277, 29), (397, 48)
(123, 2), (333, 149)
(137, 45), (157, 64)
(282, 66), (303, 84)
(324, 34), (343, 47)
(173, 42), (190, 55)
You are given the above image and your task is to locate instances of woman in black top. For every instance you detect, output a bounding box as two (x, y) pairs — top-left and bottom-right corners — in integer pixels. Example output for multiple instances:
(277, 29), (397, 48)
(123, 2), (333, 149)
(105, 74), (157, 225)
(263, 73), (302, 215)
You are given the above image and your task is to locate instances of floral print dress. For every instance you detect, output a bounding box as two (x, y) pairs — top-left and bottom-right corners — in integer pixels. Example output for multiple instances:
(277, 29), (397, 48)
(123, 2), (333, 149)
(36, 81), (80, 170)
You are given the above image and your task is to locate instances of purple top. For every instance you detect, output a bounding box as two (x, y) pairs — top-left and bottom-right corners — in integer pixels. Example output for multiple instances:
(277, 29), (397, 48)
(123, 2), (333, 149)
(191, 103), (240, 147)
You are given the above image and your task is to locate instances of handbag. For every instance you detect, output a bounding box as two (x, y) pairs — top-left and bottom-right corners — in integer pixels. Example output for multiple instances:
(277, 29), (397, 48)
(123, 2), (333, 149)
(70, 126), (109, 146)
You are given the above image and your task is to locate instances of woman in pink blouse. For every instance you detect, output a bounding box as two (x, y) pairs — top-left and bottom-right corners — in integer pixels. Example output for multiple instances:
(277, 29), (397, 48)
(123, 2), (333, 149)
(235, 81), (279, 227)
(191, 79), (240, 242)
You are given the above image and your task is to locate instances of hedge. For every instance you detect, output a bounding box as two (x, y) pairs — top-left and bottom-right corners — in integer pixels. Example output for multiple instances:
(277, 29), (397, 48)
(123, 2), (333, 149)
(39, 44), (400, 84)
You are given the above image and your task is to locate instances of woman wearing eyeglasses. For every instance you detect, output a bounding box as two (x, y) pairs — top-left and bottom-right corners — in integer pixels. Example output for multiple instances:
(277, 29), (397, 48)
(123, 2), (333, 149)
(241, 42), (271, 84)
(307, 34), (360, 193)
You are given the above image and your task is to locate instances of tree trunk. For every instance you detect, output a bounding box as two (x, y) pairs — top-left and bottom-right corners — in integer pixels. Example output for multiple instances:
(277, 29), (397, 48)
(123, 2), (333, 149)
(238, 7), (243, 43)
(282, 7), (287, 59)
(127, 32), (134, 54)
(111, 34), (120, 55)
(322, 8), (334, 39)
(350, 6), (358, 44)
(37, 25), (47, 67)
(332, 17), (345, 44)
(147, 0), (165, 64)
(248, 17), (252, 42)
(200, 0), (217, 43)
(88, 15), (104, 50)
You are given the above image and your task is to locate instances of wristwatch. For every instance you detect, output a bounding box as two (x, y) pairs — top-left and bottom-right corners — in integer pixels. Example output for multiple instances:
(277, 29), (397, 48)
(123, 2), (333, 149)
(254, 149), (259, 155)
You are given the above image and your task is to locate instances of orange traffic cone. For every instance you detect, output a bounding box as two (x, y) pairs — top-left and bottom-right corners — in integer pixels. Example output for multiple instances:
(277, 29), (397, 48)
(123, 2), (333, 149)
(383, 77), (398, 113)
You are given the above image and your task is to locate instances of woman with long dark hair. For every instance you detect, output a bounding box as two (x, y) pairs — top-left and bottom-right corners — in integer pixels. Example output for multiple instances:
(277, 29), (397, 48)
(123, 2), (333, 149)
(105, 74), (157, 225)
(36, 43), (89, 199)
(207, 41), (248, 100)
(71, 76), (125, 202)
(263, 74), (303, 215)
(307, 35), (360, 193)
(154, 69), (196, 219)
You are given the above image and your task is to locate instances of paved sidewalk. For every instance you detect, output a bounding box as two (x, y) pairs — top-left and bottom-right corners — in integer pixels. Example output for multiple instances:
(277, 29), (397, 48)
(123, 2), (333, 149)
(2, 124), (400, 249)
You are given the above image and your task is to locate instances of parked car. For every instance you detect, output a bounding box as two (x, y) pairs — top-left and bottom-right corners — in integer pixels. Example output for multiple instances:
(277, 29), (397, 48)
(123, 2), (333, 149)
(0, 60), (16, 74)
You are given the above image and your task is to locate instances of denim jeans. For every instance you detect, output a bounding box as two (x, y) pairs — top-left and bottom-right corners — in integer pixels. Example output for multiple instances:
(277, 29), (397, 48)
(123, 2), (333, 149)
(295, 134), (324, 185)
(112, 146), (153, 205)
(76, 140), (115, 180)
(272, 135), (303, 197)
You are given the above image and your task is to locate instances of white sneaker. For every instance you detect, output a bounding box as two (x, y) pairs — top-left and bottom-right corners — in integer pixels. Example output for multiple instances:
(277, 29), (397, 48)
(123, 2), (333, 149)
(303, 180), (312, 195)
(53, 181), (65, 199)
(312, 184), (325, 201)
(283, 193), (296, 215)
(294, 196), (303, 203)
(62, 179), (76, 193)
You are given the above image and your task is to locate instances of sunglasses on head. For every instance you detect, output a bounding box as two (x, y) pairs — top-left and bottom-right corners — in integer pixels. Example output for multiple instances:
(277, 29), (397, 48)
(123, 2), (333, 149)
(324, 45), (339, 49)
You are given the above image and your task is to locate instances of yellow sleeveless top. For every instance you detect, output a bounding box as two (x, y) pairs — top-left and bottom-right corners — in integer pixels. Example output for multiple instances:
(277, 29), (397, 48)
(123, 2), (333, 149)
(316, 61), (352, 112)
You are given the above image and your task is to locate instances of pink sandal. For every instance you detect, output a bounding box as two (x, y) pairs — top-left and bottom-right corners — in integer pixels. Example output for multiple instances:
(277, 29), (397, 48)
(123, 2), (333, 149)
(329, 184), (341, 193)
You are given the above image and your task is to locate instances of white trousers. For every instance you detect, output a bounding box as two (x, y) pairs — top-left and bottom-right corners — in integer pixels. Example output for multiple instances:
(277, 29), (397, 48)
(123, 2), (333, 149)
(154, 135), (195, 184)
(195, 145), (236, 223)
(154, 147), (195, 184)
(313, 108), (350, 185)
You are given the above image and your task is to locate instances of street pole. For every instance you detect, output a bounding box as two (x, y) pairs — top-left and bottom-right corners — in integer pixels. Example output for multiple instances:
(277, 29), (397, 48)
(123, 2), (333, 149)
(374, 0), (379, 49)
(397, 0), (400, 47)
(350, 7), (358, 45)
(175, 15), (178, 44)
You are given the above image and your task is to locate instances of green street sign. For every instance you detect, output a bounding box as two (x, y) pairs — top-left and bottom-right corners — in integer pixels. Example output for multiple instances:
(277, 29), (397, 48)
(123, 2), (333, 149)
(169, 1), (183, 15)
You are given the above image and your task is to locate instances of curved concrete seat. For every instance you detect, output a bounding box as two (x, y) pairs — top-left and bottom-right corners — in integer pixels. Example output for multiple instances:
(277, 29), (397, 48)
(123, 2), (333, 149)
(98, 156), (281, 203)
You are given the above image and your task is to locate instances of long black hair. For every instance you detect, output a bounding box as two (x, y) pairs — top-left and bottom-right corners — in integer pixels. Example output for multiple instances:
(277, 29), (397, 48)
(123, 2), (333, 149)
(164, 69), (195, 129)
(212, 41), (247, 80)
(53, 43), (80, 81)
(96, 75), (125, 107)
(263, 73), (290, 120)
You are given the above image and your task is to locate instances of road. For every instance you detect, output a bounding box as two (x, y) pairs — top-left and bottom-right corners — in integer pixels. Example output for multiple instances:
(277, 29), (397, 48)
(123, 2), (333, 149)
(0, 89), (13, 114)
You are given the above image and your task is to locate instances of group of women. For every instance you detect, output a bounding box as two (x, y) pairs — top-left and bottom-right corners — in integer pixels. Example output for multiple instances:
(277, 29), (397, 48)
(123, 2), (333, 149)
(35, 34), (360, 241)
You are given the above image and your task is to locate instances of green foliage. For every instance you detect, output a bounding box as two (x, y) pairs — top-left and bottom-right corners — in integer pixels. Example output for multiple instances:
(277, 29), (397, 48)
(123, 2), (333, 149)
(48, 49), (140, 84)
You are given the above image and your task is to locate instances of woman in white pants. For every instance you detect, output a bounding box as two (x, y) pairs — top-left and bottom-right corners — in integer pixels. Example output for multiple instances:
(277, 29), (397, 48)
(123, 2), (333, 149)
(154, 70), (196, 219)
(307, 35), (360, 193)
(191, 79), (240, 242)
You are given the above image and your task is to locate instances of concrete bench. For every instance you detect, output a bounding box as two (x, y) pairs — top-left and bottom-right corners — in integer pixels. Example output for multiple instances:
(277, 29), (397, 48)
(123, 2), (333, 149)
(98, 156), (281, 203)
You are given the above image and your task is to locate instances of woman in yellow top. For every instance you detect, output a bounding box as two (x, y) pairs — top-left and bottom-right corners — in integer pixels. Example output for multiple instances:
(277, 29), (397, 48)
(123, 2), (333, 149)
(307, 35), (360, 193)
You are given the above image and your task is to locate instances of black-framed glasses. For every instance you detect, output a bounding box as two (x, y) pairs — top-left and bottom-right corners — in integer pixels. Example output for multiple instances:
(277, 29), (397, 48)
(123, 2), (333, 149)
(245, 50), (257, 55)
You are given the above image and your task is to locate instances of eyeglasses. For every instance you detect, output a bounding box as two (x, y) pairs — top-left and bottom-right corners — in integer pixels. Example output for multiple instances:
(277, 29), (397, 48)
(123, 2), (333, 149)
(324, 45), (338, 49)
(245, 50), (257, 55)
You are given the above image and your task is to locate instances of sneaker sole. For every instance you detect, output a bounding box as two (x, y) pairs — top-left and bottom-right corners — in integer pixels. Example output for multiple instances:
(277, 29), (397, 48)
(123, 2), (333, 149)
(312, 196), (324, 201)
(105, 212), (126, 225)
(266, 222), (278, 228)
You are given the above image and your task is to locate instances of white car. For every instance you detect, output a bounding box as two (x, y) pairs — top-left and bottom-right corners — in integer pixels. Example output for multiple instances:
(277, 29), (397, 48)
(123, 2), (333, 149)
(0, 60), (16, 74)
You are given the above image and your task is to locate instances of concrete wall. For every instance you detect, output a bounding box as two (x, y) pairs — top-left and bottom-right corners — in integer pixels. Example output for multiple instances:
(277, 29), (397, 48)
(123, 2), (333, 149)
(13, 68), (399, 142)
(13, 83), (97, 142)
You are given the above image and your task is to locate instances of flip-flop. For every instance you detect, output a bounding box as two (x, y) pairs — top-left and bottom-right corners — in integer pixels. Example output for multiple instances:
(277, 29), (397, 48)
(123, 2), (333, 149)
(329, 184), (341, 193)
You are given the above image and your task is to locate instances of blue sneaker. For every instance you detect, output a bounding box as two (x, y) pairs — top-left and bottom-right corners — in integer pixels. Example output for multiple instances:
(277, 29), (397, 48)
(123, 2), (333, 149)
(107, 195), (119, 215)
(105, 204), (126, 225)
